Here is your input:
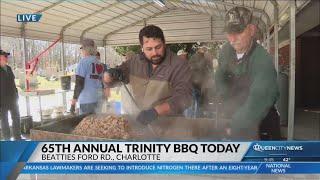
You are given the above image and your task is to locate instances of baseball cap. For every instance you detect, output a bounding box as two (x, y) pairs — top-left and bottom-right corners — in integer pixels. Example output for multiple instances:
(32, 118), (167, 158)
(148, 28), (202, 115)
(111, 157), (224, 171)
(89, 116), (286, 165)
(0, 49), (10, 56)
(80, 38), (95, 49)
(224, 7), (253, 33)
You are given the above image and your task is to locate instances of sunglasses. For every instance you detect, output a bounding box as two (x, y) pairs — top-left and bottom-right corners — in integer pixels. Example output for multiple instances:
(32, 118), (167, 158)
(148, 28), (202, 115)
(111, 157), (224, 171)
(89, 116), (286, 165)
(80, 47), (83, 49)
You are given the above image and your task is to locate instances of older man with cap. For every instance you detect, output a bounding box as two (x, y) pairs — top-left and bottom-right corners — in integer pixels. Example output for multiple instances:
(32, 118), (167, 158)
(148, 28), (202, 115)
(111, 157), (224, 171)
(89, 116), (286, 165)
(0, 50), (21, 140)
(215, 7), (280, 140)
(71, 39), (105, 115)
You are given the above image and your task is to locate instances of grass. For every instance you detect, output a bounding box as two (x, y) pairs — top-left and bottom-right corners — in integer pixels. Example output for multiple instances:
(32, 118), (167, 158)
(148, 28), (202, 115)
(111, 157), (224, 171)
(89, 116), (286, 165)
(15, 76), (121, 101)
(38, 76), (61, 90)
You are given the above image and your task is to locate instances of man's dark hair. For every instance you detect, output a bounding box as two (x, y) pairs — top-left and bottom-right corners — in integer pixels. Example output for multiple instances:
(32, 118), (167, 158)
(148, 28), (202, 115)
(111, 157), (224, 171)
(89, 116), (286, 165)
(139, 25), (165, 45)
(96, 52), (100, 57)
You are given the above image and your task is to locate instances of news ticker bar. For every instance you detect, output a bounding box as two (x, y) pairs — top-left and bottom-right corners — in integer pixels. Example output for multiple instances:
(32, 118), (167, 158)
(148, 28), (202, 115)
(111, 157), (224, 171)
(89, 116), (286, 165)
(20, 162), (320, 174)
(2, 141), (320, 163)
(1, 141), (320, 179)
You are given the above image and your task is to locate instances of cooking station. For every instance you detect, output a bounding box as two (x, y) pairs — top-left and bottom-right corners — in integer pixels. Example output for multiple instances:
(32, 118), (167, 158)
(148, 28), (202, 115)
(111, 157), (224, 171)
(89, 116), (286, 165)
(30, 114), (218, 141)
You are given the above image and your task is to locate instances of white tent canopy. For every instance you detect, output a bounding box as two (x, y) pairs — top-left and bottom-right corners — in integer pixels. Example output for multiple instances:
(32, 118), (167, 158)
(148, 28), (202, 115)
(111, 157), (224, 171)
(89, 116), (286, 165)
(0, 0), (310, 46)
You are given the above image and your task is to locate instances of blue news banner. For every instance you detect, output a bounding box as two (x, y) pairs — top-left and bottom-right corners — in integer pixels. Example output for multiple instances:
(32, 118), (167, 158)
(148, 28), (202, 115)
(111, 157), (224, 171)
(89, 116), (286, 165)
(1, 141), (320, 179)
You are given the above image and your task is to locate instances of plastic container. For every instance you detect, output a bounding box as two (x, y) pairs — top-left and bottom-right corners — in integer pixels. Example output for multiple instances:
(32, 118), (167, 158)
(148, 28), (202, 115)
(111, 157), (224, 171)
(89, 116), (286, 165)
(114, 101), (122, 115)
(105, 101), (122, 115)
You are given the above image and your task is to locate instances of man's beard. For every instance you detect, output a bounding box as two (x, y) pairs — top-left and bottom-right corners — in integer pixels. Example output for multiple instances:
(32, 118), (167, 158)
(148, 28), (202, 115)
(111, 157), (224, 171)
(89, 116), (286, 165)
(145, 52), (166, 65)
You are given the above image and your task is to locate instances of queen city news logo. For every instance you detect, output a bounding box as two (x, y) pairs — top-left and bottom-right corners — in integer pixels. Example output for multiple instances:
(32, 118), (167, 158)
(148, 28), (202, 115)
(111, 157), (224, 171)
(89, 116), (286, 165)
(253, 143), (303, 152)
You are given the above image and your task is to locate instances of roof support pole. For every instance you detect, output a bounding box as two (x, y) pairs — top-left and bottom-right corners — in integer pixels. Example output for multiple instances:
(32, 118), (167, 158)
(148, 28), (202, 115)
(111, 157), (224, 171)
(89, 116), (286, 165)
(273, 1), (279, 73)
(60, 34), (67, 109)
(210, 16), (213, 40)
(60, 34), (65, 74)
(103, 40), (107, 65)
(267, 30), (270, 53)
(288, 0), (296, 140)
(21, 23), (30, 116)
(21, 24), (28, 89)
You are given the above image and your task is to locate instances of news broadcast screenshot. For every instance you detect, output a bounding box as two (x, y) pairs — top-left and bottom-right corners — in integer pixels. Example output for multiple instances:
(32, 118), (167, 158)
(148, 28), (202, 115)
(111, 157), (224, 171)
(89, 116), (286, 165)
(1, 0), (320, 179)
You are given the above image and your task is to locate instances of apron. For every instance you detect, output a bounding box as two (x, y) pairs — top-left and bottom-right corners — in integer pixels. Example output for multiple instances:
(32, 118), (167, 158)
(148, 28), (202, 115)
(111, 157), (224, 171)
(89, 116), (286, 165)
(129, 54), (173, 112)
(220, 42), (281, 140)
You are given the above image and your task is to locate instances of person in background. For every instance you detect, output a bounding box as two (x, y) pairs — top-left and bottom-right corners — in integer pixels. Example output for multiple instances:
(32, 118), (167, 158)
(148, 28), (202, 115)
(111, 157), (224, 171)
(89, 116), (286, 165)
(71, 39), (104, 115)
(94, 51), (110, 114)
(96, 51), (110, 100)
(96, 51), (101, 60)
(215, 7), (280, 140)
(103, 25), (192, 125)
(177, 49), (188, 61)
(0, 50), (21, 140)
(188, 45), (212, 118)
(124, 51), (135, 61)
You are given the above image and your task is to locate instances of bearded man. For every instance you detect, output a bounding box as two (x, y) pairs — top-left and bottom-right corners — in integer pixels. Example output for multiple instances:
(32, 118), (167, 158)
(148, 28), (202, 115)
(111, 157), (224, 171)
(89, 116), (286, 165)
(103, 25), (192, 125)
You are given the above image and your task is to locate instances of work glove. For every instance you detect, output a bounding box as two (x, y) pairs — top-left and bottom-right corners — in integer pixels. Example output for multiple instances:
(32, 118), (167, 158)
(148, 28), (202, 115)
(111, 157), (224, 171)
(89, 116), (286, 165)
(69, 104), (76, 114)
(107, 68), (124, 81)
(136, 108), (158, 125)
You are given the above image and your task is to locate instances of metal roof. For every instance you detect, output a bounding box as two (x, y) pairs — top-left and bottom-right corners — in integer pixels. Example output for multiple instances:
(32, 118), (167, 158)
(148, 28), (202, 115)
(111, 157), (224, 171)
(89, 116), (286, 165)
(0, 0), (310, 46)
